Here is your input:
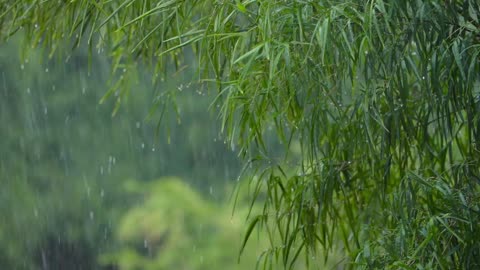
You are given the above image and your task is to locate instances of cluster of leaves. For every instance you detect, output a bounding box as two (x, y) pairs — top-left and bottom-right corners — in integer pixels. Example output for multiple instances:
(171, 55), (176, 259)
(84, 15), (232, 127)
(2, 0), (480, 268)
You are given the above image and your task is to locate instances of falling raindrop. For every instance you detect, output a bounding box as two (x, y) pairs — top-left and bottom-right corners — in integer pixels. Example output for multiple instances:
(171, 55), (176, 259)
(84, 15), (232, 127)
(26, 88), (31, 94)
(89, 211), (94, 220)
(136, 122), (141, 128)
(141, 143), (145, 149)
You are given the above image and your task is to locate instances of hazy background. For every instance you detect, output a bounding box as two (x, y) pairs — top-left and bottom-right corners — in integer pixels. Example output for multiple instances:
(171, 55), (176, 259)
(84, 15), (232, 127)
(0, 34), (266, 270)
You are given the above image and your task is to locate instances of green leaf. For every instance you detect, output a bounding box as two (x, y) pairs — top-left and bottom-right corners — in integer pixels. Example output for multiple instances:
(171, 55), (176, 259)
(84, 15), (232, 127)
(239, 214), (262, 260)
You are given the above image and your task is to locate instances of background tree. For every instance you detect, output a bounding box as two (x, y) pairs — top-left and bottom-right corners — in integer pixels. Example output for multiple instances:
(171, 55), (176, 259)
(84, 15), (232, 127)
(2, 1), (480, 268)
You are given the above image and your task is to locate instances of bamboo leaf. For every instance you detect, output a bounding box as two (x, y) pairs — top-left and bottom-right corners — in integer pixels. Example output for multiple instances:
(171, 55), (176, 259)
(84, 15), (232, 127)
(239, 214), (263, 260)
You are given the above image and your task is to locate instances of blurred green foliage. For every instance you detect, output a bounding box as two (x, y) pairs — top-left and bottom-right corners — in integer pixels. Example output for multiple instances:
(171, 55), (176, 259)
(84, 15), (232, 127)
(100, 177), (266, 270)
(0, 35), (251, 269)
